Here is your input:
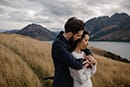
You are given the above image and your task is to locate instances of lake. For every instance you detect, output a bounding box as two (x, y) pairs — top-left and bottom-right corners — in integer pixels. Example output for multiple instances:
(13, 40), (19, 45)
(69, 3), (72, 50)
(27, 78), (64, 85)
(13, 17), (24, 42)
(49, 41), (130, 60)
(89, 41), (130, 60)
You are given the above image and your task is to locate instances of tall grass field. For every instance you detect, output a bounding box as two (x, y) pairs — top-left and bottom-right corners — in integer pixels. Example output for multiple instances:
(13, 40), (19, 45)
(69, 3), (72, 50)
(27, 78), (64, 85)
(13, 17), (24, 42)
(0, 33), (130, 87)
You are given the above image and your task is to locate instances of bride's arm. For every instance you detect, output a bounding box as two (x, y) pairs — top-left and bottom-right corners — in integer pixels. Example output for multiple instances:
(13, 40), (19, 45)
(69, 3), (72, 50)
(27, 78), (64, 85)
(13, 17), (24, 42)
(85, 55), (97, 75)
(91, 64), (97, 74)
(69, 66), (90, 84)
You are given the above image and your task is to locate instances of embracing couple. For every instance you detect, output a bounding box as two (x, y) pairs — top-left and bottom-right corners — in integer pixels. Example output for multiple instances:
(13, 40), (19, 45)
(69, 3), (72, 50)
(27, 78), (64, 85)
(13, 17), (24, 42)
(51, 17), (97, 87)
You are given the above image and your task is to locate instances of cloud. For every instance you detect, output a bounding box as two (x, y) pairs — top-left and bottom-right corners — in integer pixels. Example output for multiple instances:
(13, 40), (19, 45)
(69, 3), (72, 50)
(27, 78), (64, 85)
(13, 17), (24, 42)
(0, 0), (130, 31)
(121, 0), (130, 13)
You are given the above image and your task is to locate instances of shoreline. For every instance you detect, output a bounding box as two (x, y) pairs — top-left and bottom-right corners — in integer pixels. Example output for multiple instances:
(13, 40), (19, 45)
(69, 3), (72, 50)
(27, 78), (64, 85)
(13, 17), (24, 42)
(89, 46), (130, 63)
(89, 40), (130, 42)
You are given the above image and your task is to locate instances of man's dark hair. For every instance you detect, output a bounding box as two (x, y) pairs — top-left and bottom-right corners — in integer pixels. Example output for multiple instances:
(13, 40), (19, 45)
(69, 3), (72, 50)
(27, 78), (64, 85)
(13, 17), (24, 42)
(64, 17), (85, 34)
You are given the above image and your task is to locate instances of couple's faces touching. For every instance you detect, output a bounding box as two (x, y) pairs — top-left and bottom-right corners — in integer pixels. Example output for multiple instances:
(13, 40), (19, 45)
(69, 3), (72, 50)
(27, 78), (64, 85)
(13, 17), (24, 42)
(73, 30), (84, 41)
(69, 30), (84, 41)
(69, 30), (89, 49)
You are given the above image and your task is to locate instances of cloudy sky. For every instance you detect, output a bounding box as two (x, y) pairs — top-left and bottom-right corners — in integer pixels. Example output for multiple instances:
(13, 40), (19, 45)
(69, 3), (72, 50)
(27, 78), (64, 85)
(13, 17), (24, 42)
(0, 0), (130, 31)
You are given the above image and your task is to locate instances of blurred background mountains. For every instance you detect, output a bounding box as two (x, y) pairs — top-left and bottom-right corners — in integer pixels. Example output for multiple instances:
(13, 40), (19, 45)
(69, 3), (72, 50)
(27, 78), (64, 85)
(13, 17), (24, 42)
(1, 12), (130, 41)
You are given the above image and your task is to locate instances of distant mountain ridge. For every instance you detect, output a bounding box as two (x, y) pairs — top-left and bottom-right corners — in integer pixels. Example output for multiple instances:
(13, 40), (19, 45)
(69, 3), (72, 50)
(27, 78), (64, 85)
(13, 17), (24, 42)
(85, 12), (130, 41)
(0, 29), (7, 32)
(17, 23), (56, 41)
(3, 12), (130, 41)
(4, 30), (19, 33)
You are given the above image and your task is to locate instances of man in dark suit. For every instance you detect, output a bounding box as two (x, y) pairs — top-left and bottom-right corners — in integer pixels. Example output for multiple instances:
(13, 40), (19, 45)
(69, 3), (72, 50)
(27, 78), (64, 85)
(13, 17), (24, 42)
(51, 17), (90, 87)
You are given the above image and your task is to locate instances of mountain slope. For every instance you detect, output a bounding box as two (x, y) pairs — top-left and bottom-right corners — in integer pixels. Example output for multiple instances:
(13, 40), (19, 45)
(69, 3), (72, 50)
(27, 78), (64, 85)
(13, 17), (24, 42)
(0, 33), (130, 87)
(85, 12), (130, 41)
(17, 23), (56, 41)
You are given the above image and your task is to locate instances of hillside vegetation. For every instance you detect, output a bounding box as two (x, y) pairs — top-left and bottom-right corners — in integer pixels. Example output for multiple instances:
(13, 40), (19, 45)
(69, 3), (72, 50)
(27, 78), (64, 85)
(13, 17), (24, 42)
(0, 33), (54, 87)
(0, 33), (130, 87)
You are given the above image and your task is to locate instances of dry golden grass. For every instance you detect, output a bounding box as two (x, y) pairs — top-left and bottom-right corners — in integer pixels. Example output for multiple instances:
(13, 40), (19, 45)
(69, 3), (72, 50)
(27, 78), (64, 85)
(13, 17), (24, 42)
(91, 54), (130, 87)
(0, 33), (130, 87)
(0, 33), (54, 87)
(0, 43), (41, 87)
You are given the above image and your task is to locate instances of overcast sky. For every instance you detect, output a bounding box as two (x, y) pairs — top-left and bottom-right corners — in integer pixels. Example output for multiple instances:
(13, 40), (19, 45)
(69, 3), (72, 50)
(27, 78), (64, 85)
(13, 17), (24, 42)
(0, 0), (130, 31)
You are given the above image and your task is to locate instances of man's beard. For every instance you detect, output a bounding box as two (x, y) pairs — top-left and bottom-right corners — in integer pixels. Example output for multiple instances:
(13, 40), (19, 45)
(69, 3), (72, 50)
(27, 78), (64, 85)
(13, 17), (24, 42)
(69, 36), (75, 44)
(68, 36), (79, 52)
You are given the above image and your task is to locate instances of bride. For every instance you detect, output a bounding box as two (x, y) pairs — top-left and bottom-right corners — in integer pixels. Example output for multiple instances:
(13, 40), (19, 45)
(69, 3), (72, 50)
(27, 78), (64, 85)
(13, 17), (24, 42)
(69, 30), (97, 87)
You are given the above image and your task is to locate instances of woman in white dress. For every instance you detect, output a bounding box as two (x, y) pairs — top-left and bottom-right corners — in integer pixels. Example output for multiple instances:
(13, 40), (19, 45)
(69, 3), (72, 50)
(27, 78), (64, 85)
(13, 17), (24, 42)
(69, 30), (97, 87)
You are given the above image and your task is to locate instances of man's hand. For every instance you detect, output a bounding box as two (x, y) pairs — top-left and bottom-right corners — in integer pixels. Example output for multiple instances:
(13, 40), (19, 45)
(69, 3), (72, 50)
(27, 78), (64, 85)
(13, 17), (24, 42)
(84, 55), (97, 65)
(82, 59), (91, 68)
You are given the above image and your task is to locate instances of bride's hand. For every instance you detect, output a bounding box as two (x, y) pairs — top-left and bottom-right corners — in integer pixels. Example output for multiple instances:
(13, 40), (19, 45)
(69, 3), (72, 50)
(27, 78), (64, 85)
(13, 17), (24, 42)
(82, 59), (91, 68)
(84, 55), (97, 65)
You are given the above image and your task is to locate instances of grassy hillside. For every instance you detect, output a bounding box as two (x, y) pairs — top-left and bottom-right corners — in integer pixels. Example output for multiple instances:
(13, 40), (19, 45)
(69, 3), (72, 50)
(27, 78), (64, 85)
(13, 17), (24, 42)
(0, 33), (130, 87)
(0, 33), (54, 87)
(92, 54), (130, 87)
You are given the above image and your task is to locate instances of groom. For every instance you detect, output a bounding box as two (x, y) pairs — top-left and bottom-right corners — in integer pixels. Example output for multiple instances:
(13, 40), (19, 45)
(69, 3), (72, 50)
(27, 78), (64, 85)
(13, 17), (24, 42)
(51, 17), (90, 87)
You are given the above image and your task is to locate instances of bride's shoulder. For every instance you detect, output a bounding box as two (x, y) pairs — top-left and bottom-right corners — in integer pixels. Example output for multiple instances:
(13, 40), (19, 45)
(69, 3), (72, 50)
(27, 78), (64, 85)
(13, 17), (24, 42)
(72, 51), (84, 58)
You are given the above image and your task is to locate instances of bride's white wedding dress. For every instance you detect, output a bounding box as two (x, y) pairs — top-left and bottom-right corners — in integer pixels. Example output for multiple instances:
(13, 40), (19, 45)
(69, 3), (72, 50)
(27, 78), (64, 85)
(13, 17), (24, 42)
(69, 51), (96, 87)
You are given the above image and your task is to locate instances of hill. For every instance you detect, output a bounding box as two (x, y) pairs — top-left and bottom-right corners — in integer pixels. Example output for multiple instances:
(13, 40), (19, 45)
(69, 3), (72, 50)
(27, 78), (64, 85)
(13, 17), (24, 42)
(17, 23), (56, 41)
(0, 33), (54, 87)
(85, 12), (130, 41)
(0, 33), (130, 87)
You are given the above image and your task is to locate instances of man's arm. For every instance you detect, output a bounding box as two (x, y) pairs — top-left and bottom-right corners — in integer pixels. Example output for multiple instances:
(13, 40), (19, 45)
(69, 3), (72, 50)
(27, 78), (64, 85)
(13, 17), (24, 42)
(82, 48), (93, 56)
(52, 41), (84, 70)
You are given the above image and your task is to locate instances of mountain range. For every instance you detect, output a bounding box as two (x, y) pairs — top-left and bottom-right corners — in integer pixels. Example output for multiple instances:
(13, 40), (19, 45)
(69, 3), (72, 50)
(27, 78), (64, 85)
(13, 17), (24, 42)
(85, 12), (130, 41)
(3, 12), (130, 41)
(4, 24), (57, 41)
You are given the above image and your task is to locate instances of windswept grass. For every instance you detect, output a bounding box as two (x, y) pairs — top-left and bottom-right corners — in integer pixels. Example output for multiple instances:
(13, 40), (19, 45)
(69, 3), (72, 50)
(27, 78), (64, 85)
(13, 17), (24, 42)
(91, 54), (130, 87)
(0, 41), (42, 87)
(0, 33), (54, 87)
(0, 33), (130, 87)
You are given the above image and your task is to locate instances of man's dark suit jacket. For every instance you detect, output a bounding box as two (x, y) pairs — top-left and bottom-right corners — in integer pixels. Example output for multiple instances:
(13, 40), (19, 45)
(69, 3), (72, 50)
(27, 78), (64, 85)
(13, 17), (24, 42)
(51, 31), (92, 87)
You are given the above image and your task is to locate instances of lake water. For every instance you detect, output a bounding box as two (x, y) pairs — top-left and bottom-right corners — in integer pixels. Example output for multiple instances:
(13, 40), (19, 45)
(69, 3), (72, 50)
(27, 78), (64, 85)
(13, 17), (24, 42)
(49, 41), (130, 60)
(89, 41), (130, 60)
